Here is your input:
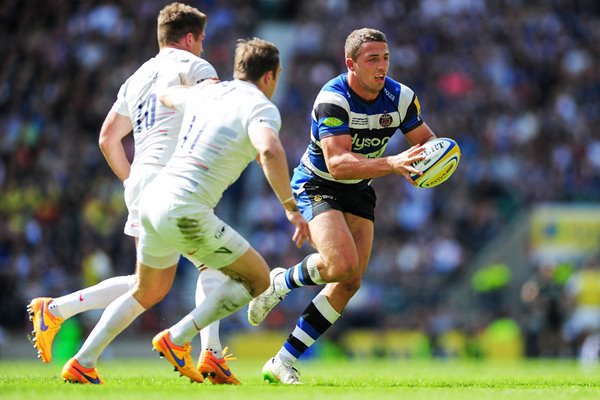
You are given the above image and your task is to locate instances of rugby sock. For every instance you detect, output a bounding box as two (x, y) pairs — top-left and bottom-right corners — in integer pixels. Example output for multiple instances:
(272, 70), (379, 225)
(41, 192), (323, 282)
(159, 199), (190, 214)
(275, 292), (341, 366)
(195, 268), (228, 354)
(275, 253), (326, 293)
(169, 279), (252, 345)
(74, 292), (145, 368)
(49, 275), (137, 320)
(580, 333), (600, 365)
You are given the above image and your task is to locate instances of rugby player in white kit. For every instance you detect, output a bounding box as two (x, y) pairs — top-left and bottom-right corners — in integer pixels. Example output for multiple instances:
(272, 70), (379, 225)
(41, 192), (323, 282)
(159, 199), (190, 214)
(142, 37), (309, 382)
(27, 3), (243, 384)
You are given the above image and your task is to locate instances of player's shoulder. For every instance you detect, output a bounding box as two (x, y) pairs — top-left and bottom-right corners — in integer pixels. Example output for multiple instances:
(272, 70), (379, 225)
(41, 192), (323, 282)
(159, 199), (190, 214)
(160, 48), (216, 73)
(235, 80), (281, 118)
(321, 73), (349, 96)
(314, 74), (350, 109)
(382, 76), (418, 110)
(382, 76), (413, 101)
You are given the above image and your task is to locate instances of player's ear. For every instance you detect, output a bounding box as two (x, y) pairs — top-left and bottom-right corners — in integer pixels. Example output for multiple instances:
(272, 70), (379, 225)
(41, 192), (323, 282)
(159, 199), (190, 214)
(185, 32), (195, 46)
(345, 57), (355, 71)
(263, 70), (273, 85)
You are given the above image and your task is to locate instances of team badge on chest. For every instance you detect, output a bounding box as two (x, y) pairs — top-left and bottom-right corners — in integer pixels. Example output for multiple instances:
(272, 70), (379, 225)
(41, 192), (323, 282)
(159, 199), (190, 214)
(379, 113), (392, 128)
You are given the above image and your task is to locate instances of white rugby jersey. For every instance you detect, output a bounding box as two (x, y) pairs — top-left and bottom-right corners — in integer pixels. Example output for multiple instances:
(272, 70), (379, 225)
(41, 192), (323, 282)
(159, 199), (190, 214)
(157, 79), (281, 208)
(111, 48), (218, 170)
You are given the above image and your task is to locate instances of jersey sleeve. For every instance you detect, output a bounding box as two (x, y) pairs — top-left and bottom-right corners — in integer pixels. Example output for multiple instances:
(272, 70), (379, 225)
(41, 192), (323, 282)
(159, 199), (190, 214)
(313, 90), (350, 139)
(187, 59), (218, 85)
(398, 85), (424, 133)
(248, 101), (281, 136)
(110, 81), (130, 117)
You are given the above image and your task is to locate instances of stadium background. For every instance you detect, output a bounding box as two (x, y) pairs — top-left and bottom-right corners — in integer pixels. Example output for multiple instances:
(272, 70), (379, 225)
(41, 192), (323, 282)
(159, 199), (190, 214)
(0, 0), (599, 362)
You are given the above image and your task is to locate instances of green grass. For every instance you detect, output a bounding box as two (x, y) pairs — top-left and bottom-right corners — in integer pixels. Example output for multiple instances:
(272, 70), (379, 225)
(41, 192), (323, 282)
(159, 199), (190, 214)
(1, 358), (599, 400)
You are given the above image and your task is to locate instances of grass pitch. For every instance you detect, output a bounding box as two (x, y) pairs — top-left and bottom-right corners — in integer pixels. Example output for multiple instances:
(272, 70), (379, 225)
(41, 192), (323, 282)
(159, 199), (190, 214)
(1, 358), (599, 400)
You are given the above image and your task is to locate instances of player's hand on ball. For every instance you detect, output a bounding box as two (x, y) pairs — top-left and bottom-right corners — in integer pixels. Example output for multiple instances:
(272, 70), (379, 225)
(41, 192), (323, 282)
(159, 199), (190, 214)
(387, 144), (426, 184)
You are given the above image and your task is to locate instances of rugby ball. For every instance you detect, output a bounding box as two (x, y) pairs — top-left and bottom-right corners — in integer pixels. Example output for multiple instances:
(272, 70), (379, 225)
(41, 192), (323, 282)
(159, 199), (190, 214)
(410, 138), (461, 188)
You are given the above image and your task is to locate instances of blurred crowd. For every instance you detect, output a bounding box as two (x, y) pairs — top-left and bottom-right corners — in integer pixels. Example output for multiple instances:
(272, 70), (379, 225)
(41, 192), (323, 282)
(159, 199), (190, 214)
(1, 0), (600, 358)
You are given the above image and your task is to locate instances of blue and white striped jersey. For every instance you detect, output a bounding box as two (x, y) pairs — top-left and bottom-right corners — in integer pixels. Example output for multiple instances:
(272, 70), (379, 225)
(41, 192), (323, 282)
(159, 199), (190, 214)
(299, 73), (423, 186)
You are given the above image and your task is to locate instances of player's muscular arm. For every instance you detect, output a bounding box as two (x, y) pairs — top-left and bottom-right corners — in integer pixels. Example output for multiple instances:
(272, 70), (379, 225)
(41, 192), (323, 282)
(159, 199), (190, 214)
(249, 126), (295, 205)
(160, 80), (219, 110)
(404, 122), (437, 147)
(322, 134), (425, 180)
(98, 110), (133, 182)
(249, 126), (310, 248)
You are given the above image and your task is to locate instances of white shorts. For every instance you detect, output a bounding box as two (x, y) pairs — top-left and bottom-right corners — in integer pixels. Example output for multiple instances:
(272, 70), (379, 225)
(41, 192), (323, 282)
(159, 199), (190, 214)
(123, 166), (162, 237)
(137, 183), (250, 269)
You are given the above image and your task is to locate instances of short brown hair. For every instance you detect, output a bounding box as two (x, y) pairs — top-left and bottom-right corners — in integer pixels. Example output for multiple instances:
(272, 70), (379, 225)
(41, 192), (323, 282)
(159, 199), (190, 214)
(233, 38), (280, 82)
(344, 28), (387, 60)
(157, 2), (207, 47)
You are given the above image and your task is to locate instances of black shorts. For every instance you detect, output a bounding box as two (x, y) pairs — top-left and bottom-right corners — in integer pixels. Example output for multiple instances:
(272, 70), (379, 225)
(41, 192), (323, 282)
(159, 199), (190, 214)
(291, 165), (377, 222)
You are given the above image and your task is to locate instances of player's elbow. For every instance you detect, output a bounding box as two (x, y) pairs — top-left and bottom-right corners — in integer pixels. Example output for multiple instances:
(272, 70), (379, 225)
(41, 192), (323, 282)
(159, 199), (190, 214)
(258, 144), (283, 166)
(98, 130), (119, 155)
(327, 161), (347, 180)
(98, 132), (110, 153)
(258, 147), (275, 163)
(328, 167), (343, 180)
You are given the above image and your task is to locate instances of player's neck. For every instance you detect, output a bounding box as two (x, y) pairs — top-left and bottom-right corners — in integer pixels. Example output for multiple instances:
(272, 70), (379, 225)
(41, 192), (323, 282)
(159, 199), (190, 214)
(347, 75), (379, 102)
(162, 43), (194, 56)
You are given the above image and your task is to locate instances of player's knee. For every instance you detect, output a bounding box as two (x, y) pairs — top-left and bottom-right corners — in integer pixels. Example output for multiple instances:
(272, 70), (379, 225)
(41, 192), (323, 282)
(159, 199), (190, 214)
(338, 277), (362, 295)
(133, 284), (169, 308)
(326, 254), (359, 282)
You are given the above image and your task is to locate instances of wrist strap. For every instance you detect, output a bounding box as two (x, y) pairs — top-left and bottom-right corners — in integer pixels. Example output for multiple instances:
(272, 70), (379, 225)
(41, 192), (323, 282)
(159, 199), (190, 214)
(280, 195), (298, 212)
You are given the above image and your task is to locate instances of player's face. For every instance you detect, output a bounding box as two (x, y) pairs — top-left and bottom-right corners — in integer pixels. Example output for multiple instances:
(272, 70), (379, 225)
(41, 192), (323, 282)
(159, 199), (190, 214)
(349, 41), (389, 100)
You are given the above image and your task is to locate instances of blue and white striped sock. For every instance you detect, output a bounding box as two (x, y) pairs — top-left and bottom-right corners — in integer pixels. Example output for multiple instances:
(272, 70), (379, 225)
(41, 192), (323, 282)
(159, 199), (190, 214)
(275, 292), (341, 366)
(275, 254), (326, 293)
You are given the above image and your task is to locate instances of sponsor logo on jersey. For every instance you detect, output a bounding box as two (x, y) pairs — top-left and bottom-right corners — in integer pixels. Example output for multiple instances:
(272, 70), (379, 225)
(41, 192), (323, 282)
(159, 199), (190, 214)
(366, 148), (386, 159)
(384, 88), (396, 102)
(350, 116), (368, 127)
(322, 117), (344, 127)
(352, 134), (391, 151)
(379, 113), (392, 127)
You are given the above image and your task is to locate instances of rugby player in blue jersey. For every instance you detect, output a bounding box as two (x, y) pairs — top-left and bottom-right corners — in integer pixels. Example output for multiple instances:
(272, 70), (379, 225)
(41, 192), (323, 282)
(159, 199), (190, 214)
(248, 28), (438, 384)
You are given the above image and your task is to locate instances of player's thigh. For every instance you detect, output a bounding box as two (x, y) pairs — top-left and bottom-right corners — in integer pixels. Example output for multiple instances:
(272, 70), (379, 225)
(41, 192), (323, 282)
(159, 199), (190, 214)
(309, 210), (358, 267)
(344, 212), (374, 275)
(133, 262), (177, 308)
(319, 214), (373, 310)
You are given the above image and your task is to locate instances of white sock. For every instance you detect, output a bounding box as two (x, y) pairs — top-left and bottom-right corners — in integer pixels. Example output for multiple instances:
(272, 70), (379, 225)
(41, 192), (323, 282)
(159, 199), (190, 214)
(74, 292), (145, 368)
(49, 275), (136, 320)
(169, 279), (252, 346)
(196, 269), (228, 355)
(580, 333), (600, 365)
